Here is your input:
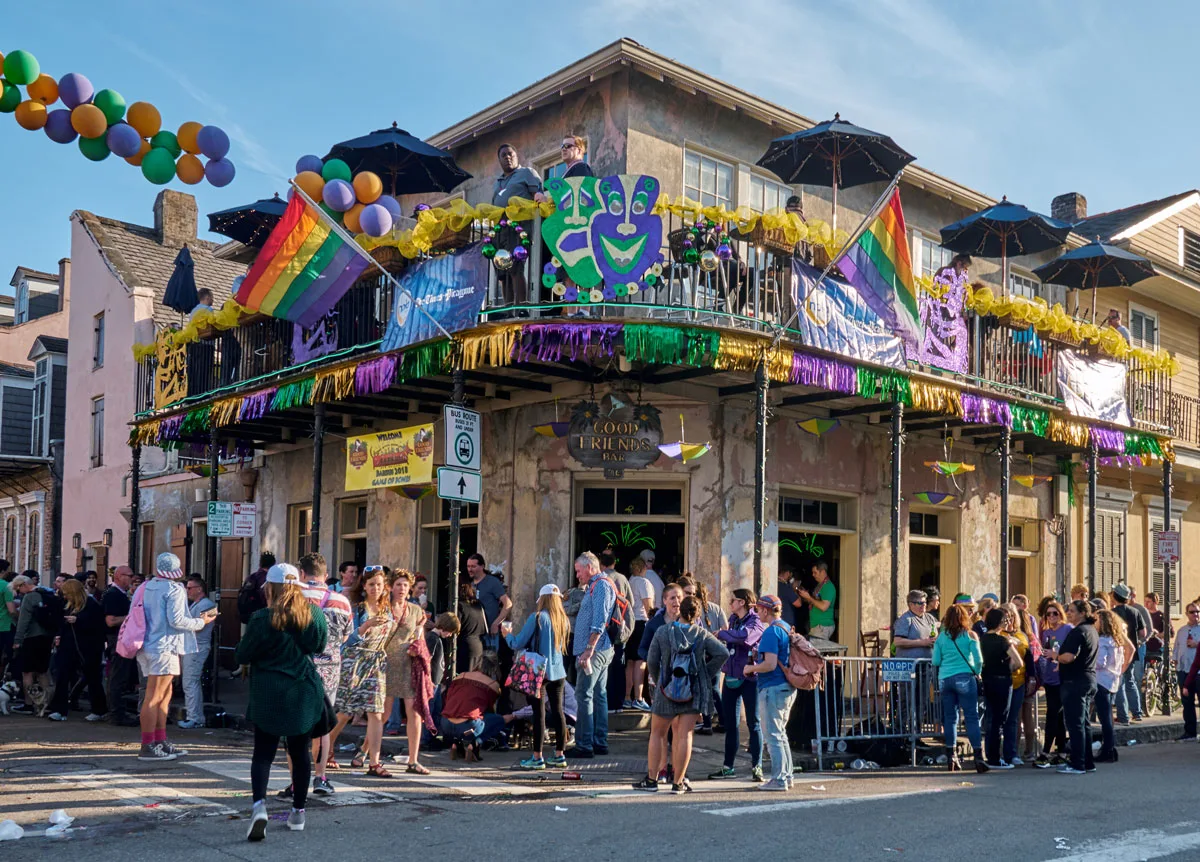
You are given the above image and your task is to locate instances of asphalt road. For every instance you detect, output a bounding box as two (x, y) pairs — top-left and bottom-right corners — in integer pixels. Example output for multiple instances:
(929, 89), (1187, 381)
(2, 715), (1200, 861)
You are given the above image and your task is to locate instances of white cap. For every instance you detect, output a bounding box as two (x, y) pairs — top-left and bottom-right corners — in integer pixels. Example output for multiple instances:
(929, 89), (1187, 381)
(640, 549), (656, 563)
(538, 583), (561, 598)
(266, 563), (302, 585)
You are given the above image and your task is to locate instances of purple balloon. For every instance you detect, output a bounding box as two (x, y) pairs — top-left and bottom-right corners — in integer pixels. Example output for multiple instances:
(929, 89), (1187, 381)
(196, 125), (230, 160)
(58, 73), (94, 109)
(205, 157), (236, 188)
(295, 154), (323, 175)
(106, 122), (143, 158)
(44, 109), (77, 144)
(359, 203), (393, 237)
(322, 178), (356, 212)
(375, 194), (402, 221)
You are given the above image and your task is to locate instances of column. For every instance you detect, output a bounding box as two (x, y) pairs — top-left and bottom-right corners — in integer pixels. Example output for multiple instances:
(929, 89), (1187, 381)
(753, 361), (769, 596)
(890, 401), (904, 628)
(999, 424), (1011, 603)
(446, 364), (465, 679)
(311, 403), (326, 557)
(128, 443), (142, 569)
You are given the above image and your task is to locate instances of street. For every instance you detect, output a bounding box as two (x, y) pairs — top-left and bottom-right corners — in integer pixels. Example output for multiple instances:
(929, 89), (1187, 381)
(3, 715), (1200, 861)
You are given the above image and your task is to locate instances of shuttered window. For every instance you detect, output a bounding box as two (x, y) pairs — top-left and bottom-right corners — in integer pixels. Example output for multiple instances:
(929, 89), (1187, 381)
(1151, 517), (1182, 614)
(1130, 309), (1159, 350)
(1183, 228), (1200, 273)
(1094, 510), (1124, 594)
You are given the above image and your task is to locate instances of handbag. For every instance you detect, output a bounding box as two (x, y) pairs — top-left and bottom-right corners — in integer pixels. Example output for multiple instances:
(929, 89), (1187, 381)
(310, 693), (337, 737)
(506, 616), (549, 697)
(950, 634), (983, 688)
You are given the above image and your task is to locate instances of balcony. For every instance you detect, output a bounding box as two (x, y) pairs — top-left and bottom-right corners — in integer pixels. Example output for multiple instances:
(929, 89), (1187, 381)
(134, 212), (1179, 442)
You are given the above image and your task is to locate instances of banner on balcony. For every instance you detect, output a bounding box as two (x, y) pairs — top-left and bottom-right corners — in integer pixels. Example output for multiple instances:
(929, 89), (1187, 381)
(1056, 351), (1131, 425)
(381, 242), (490, 353)
(154, 339), (187, 409)
(345, 423), (435, 491)
(790, 259), (906, 369)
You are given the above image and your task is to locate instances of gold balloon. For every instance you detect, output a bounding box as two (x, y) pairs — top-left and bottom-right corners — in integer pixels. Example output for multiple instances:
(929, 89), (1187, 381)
(352, 171), (382, 204)
(344, 202), (365, 234)
(125, 139), (151, 166)
(176, 153), (205, 185)
(15, 100), (47, 130)
(70, 103), (107, 138)
(26, 74), (58, 105)
(294, 170), (325, 202)
(126, 101), (161, 138)
(177, 121), (203, 154)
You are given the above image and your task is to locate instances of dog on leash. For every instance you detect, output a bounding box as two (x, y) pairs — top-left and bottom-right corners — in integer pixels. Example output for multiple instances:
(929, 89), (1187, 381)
(0, 680), (19, 715)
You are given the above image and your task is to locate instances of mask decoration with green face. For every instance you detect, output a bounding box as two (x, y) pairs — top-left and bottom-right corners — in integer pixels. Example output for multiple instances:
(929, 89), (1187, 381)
(541, 175), (604, 288)
(591, 174), (663, 293)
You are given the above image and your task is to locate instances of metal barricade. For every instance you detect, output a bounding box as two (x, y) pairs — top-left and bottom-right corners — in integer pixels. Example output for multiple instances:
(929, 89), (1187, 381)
(812, 656), (943, 770)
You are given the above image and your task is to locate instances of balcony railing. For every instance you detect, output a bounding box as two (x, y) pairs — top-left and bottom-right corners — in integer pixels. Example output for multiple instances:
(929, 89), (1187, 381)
(134, 213), (1180, 440)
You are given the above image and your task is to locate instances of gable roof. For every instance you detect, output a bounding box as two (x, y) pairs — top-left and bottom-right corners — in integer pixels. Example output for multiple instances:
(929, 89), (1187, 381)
(9, 266), (58, 288)
(1072, 191), (1199, 243)
(30, 335), (67, 358)
(72, 210), (247, 331)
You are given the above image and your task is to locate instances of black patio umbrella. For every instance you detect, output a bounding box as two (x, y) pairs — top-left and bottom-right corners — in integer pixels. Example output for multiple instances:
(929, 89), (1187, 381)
(324, 122), (472, 196)
(207, 193), (288, 248)
(756, 113), (915, 232)
(940, 198), (1072, 296)
(162, 245), (198, 315)
(1033, 238), (1157, 320)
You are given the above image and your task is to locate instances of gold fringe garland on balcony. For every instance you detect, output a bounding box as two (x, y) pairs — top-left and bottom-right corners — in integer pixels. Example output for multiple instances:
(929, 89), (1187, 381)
(764, 346), (794, 384)
(357, 197), (556, 258)
(713, 333), (763, 372)
(313, 365), (356, 404)
(132, 300), (254, 360)
(460, 324), (522, 371)
(1048, 417), (1091, 449)
(209, 397), (242, 428)
(652, 197), (849, 259)
(908, 381), (963, 417)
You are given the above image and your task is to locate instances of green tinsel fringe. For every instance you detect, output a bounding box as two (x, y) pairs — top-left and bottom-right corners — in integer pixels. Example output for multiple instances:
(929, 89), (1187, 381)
(622, 324), (688, 365)
(686, 329), (721, 367)
(1010, 404), (1049, 437)
(856, 367), (911, 404)
(400, 340), (451, 381)
(1125, 432), (1164, 459)
(180, 407), (211, 436)
(1058, 458), (1076, 508)
(273, 377), (314, 411)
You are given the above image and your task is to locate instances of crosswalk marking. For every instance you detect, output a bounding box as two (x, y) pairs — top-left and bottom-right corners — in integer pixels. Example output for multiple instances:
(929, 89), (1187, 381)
(1043, 827), (1200, 862)
(55, 769), (236, 816)
(704, 787), (947, 816)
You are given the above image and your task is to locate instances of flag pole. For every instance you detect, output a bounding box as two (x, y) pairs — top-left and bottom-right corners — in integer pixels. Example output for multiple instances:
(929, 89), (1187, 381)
(288, 181), (455, 342)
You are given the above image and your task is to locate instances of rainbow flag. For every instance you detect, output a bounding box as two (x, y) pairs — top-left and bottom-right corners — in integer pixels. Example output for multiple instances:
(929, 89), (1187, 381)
(837, 189), (921, 352)
(235, 194), (371, 327)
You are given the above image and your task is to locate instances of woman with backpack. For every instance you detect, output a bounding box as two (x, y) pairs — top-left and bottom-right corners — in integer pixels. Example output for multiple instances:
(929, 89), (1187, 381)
(744, 595), (796, 791)
(634, 593), (728, 794)
(505, 583), (570, 770)
(678, 576), (727, 735)
(709, 588), (765, 781)
(47, 579), (108, 722)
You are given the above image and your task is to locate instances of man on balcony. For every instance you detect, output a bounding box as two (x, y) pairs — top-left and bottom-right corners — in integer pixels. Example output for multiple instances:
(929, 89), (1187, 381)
(1103, 309), (1132, 345)
(492, 144), (542, 314)
(189, 288), (215, 320)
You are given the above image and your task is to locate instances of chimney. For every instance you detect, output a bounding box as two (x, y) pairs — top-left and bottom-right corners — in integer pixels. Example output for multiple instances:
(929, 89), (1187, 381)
(153, 190), (198, 247)
(1052, 192), (1087, 224)
(57, 257), (70, 313)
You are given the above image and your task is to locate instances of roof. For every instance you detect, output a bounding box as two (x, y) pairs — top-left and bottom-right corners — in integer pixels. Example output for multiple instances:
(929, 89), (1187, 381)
(72, 210), (247, 331)
(0, 359), (33, 379)
(30, 335), (67, 358)
(426, 38), (995, 212)
(9, 266), (57, 288)
(1072, 191), (1198, 242)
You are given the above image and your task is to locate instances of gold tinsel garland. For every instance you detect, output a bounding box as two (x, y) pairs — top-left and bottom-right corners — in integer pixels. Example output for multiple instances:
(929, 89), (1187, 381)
(1048, 416), (1091, 449)
(908, 381), (963, 417)
(460, 324), (522, 372)
(713, 333), (764, 372)
(312, 365), (356, 404)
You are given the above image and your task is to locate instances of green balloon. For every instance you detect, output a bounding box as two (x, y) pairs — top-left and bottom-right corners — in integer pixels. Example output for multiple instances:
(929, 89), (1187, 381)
(0, 80), (20, 113)
(141, 147), (176, 184)
(150, 130), (181, 158)
(92, 88), (126, 125)
(3, 50), (39, 86)
(78, 134), (111, 162)
(321, 158), (351, 182)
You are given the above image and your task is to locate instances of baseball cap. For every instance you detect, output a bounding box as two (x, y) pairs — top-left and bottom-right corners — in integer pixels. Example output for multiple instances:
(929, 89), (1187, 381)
(155, 552), (184, 580)
(640, 549), (656, 563)
(266, 563), (302, 585)
(538, 584), (561, 598)
(756, 594), (783, 612)
(980, 592), (1000, 603)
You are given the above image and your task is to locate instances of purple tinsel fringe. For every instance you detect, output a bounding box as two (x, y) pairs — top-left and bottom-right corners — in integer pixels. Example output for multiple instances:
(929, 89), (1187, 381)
(961, 394), (1012, 427)
(1099, 454), (1143, 468)
(355, 355), (398, 396)
(789, 352), (856, 394)
(1090, 426), (1126, 454)
(158, 415), (183, 442)
(511, 323), (622, 364)
(239, 388), (277, 422)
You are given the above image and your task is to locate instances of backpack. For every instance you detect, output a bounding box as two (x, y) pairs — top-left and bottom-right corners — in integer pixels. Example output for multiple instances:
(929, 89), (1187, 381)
(661, 627), (699, 703)
(776, 623), (825, 691)
(116, 583), (148, 659)
(32, 587), (64, 633)
(591, 575), (633, 645)
(237, 576), (267, 624)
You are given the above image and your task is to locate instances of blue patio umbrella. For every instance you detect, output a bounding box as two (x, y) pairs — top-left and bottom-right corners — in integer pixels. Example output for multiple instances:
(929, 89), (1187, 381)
(324, 122), (471, 197)
(1033, 238), (1157, 319)
(207, 193), (288, 248)
(756, 113), (915, 231)
(940, 198), (1072, 295)
(162, 245), (198, 315)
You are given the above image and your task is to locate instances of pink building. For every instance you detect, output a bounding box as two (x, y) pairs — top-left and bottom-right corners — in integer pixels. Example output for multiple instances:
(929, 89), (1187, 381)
(62, 190), (245, 573)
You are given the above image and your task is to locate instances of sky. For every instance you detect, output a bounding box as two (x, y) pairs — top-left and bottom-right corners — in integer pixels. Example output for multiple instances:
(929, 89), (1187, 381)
(2, 0), (1196, 294)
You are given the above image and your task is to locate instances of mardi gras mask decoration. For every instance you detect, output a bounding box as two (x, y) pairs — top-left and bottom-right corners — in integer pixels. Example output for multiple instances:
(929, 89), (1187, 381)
(591, 174), (663, 292)
(542, 175), (604, 288)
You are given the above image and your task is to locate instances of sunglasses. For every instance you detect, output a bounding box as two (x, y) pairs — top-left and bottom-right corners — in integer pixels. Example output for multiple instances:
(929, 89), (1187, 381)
(1189, 610), (1200, 615)
(1046, 611), (1061, 617)
(561, 142), (577, 149)
(363, 565), (384, 573)
(911, 600), (927, 605)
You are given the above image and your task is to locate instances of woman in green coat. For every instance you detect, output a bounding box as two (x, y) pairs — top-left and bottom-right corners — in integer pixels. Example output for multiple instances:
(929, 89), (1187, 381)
(235, 563), (328, 841)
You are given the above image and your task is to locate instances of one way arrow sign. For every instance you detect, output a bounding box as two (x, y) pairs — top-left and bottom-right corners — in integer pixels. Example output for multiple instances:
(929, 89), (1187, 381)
(437, 467), (482, 504)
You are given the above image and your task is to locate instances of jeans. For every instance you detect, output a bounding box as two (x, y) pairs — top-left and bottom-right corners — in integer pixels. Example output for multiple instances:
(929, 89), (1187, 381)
(440, 714), (507, 744)
(482, 633), (500, 653)
(573, 647), (613, 752)
(939, 673), (981, 754)
(607, 640), (627, 710)
(1179, 671), (1198, 737)
(1116, 662), (1142, 721)
(758, 683), (796, 783)
(180, 647), (209, 724)
(1095, 686), (1116, 755)
(982, 677), (1012, 765)
(385, 697), (403, 733)
(721, 677), (762, 769)
(106, 651), (138, 722)
(1042, 684), (1066, 754)
(252, 727), (311, 808)
(1061, 678), (1096, 772)
(1003, 684), (1025, 763)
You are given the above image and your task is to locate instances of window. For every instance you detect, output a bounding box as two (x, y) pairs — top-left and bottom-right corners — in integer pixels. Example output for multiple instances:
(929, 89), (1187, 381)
(289, 504), (313, 561)
(1182, 228), (1200, 272)
(90, 396), (104, 467)
(439, 499), (480, 521)
(914, 233), (954, 278)
(32, 359), (47, 457)
(338, 498), (369, 570)
(580, 487), (682, 517)
(779, 494), (842, 528)
(3, 514), (15, 562)
(1129, 308), (1159, 349)
(140, 523), (155, 579)
(1009, 272), (1040, 300)
(93, 313), (105, 368)
(909, 512), (940, 537)
(1008, 523), (1023, 549)
(684, 150), (733, 208)
(1151, 517), (1182, 614)
(1094, 510), (1124, 594)
(542, 153), (589, 182)
(26, 511), (39, 572)
(747, 175), (792, 214)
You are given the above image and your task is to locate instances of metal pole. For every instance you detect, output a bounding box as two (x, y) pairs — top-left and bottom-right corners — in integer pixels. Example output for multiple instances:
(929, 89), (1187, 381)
(999, 424), (1011, 603)
(1162, 457), (1174, 716)
(1087, 442), (1098, 596)
(446, 363), (466, 680)
(753, 360), (769, 596)
(129, 443), (142, 569)
(890, 401), (904, 631)
(207, 428), (220, 706)
(311, 402), (326, 557)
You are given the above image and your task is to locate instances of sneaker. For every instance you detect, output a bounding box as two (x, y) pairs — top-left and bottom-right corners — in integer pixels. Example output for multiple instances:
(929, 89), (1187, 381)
(1176, 734), (1197, 741)
(519, 756), (547, 771)
(695, 726), (714, 736)
(757, 778), (788, 791)
(246, 802), (268, 841)
(1010, 756), (1024, 766)
(622, 699), (635, 710)
(785, 776), (795, 790)
(633, 699), (651, 711)
(10, 704), (33, 715)
(85, 713), (105, 722)
(47, 712), (66, 722)
(1050, 755), (1066, 766)
(138, 743), (176, 762)
(657, 768), (669, 783)
(312, 777), (335, 796)
(276, 784), (294, 800)
(632, 775), (659, 792)
(750, 766), (764, 782)
(708, 767), (736, 780)
(162, 742), (188, 757)
(564, 747), (594, 759)
(546, 754), (568, 768)
(1034, 756), (1051, 769)
(991, 760), (1015, 770)
(1132, 715), (1144, 723)
(1057, 765), (1085, 775)
(176, 719), (203, 730)
(287, 809), (305, 832)
(671, 779), (693, 795)
(593, 745), (609, 755)
(1085, 765), (1097, 773)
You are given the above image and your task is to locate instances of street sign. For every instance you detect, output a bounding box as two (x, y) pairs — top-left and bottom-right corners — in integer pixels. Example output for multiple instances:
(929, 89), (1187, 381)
(207, 501), (257, 538)
(437, 467), (482, 503)
(443, 405), (481, 472)
(880, 659), (915, 682)
(1157, 529), (1181, 565)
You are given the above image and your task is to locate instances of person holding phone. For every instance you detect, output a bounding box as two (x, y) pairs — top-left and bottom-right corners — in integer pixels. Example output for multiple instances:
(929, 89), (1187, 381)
(1035, 600), (1073, 768)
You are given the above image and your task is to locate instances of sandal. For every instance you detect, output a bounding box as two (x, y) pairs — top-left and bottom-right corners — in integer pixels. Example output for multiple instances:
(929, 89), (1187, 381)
(325, 756), (340, 771)
(406, 762), (431, 775)
(351, 750), (366, 769)
(366, 764), (393, 778)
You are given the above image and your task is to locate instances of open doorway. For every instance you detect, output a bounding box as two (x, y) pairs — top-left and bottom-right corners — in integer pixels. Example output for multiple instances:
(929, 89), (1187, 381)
(779, 530), (841, 637)
(420, 496), (480, 616)
(573, 482), (688, 582)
